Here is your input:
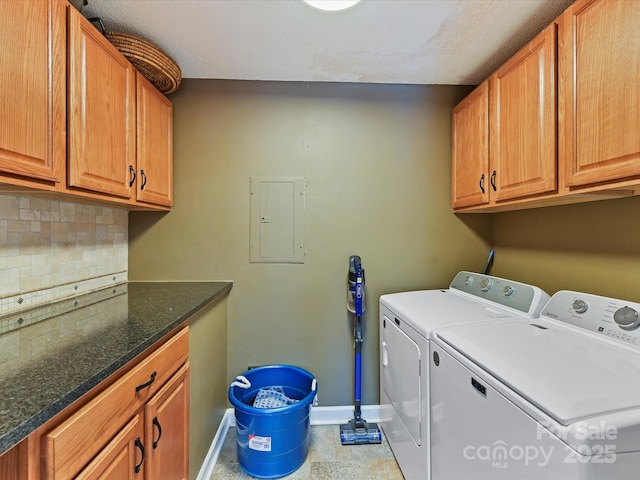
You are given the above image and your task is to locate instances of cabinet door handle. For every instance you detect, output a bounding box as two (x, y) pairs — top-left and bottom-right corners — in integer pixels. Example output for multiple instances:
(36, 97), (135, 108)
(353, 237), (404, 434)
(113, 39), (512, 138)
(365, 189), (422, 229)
(152, 416), (163, 449)
(479, 174), (485, 194)
(135, 371), (157, 392)
(129, 165), (136, 187)
(140, 169), (147, 190)
(134, 437), (145, 473)
(490, 170), (497, 191)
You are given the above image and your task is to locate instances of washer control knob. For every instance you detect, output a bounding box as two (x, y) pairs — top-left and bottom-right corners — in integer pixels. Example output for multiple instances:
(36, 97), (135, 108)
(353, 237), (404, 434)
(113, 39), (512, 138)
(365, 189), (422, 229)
(464, 276), (473, 287)
(503, 285), (516, 297)
(614, 306), (640, 330)
(479, 278), (493, 292)
(572, 299), (589, 314)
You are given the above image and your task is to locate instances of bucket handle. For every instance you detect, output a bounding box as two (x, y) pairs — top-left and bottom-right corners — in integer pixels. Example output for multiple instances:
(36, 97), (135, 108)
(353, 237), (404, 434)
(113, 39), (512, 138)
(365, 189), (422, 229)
(312, 378), (318, 406)
(231, 375), (317, 392)
(230, 375), (251, 389)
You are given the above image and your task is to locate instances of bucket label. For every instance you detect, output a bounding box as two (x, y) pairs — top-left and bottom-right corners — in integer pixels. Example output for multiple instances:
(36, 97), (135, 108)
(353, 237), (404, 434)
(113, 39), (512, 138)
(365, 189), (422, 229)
(248, 434), (272, 452)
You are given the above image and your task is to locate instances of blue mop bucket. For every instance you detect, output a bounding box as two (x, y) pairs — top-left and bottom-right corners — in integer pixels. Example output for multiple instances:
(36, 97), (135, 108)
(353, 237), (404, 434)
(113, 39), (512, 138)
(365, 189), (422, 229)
(228, 365), (317, 479)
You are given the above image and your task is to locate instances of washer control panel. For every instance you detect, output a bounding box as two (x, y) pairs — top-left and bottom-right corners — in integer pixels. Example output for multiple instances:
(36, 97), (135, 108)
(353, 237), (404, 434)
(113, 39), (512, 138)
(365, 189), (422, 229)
(449, 271), (549, 316)
(541, 290), (640, 347)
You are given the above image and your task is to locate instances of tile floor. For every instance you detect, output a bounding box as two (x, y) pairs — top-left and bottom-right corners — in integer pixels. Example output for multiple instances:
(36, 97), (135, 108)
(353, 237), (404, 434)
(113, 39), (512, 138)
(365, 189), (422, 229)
(212, 424), (404, 479)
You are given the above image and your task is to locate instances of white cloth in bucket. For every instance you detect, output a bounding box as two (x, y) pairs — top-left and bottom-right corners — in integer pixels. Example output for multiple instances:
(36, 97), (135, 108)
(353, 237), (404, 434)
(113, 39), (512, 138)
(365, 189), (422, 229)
(253, 386), (300, 409)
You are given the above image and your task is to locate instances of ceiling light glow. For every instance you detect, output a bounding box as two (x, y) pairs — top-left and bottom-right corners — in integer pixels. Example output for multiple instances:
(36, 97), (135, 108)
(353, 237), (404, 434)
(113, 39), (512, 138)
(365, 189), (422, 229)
(303, 0), (361, 12)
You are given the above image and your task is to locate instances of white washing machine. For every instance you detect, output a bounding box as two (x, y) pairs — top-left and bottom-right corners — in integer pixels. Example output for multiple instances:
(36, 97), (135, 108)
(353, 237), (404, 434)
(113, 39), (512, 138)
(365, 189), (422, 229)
(379, 271), (550, 480)
(430, 290), (640, 479)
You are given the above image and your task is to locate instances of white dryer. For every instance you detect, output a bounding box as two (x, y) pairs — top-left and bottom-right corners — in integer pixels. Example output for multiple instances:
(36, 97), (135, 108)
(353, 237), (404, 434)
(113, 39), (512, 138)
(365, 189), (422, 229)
(379, 271), (549, 480)
(430, 290), (640, 479)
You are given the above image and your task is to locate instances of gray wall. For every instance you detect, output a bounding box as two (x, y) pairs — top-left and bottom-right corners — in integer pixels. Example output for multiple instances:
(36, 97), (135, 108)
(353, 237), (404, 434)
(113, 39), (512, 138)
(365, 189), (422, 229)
(129, 79), (491, 406)
(491, 195), (640, 301)
(187, 295), (228, 479)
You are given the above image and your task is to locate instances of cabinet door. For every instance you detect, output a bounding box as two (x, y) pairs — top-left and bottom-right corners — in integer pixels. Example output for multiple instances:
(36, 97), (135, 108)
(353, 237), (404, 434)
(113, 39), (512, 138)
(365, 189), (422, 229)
(41, 328), (189, 480)
(136, 73), (173, 207)
(145, 363), (190, 480)
(67, 6), (135, 198)
(490, 23), (557, 202)
(452, 82), (489, 209)
(75, 414), (145, 480)
(0, 0), (64, 185)
(562, 0), (640, 188)
(0, 443), (21, 480)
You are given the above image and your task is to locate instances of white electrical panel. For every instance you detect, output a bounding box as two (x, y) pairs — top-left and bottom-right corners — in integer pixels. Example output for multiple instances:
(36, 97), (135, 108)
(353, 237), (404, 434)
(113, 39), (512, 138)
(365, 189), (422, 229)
(249, 176), (305, 263)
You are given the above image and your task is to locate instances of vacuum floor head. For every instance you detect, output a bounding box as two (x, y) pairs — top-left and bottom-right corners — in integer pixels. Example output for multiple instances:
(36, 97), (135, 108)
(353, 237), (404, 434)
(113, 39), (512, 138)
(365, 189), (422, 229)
(339, 419), (382, 445)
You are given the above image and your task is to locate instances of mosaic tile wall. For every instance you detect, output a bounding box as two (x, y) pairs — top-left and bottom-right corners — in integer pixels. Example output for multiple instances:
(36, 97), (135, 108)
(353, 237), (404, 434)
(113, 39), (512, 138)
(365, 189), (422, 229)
(0, 194), (128, 315)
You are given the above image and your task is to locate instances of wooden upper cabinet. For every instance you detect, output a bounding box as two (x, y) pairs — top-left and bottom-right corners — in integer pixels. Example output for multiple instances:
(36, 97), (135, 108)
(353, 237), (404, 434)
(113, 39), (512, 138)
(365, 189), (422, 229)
(453, 22), (558, 211)
(452, 82), (489, 209)
(562, 0), (640, 188)
(490, 22), (557, 202)
(136, 73), (174, 207)
(0, 0), (64, 185)
(67, 6), (135, 198)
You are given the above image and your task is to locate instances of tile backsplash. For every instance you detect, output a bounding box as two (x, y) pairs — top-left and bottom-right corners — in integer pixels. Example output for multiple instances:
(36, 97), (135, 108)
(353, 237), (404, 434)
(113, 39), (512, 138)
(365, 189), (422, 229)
(0, 194), (128, 314)
(0, 283), (129, 366)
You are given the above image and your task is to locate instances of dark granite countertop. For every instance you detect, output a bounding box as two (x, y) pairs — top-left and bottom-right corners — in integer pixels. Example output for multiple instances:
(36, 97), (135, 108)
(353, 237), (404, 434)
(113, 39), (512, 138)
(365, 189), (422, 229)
(0, 281), (232, 456)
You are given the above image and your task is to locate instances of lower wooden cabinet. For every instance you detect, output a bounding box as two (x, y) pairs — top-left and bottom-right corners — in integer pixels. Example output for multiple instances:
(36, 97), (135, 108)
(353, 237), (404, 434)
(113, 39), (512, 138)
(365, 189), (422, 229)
(75, 414), (144, 480)
(145, 364), (190, 480)
(41, 327), (189, 480)
(0, 443), (23, 480)
(75, 364), (190, 480)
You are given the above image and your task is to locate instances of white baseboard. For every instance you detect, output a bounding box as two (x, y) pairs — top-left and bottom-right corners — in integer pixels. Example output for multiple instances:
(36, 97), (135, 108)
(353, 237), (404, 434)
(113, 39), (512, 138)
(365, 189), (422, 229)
(195, 405), (382, 480)
(195, 409), (234, 480)
(310, 404), (382, 425)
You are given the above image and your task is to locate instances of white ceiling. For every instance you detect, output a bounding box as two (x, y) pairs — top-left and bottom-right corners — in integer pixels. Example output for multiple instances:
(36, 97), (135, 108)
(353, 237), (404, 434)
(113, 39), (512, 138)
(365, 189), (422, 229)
(82, 0), (573, 85)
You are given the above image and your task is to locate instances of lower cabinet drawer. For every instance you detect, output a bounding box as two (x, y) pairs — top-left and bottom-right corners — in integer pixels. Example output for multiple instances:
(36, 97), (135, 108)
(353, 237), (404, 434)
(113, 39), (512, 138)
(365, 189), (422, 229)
(42, 327), (189, 479)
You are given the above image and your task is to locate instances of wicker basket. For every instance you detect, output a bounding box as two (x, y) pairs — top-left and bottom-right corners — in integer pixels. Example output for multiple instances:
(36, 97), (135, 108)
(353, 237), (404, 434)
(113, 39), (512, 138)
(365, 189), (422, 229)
(105, 31), (182, 95)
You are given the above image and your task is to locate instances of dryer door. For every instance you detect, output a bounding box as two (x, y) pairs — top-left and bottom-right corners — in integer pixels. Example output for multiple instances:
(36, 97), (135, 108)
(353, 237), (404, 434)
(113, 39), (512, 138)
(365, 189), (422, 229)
(381, 314), (422, 446)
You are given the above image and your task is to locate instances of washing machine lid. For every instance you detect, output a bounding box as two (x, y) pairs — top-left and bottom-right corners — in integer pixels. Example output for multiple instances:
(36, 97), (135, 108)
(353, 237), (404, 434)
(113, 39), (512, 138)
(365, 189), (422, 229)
(435, 320), (640, 426)
(380, 290), (518, 337)
(380, 272), (549, 337)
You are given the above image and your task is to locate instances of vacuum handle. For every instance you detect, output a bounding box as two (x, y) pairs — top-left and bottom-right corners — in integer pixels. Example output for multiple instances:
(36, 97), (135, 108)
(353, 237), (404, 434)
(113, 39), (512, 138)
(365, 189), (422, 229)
(347, 255), (365, 315)
(349, 255), (362, 276)
(349, 255), (364, 317)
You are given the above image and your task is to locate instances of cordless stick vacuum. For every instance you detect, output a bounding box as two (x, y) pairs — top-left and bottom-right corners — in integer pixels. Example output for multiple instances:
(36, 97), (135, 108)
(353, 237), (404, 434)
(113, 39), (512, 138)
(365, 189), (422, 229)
(340, 255), (382, 445)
